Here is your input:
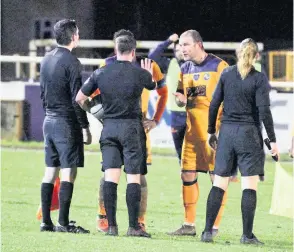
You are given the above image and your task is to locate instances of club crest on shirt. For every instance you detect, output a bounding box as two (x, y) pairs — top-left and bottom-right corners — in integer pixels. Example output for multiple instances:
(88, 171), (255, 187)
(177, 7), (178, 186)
(193, 73), (200, 81)
(204, 73), (210, 80)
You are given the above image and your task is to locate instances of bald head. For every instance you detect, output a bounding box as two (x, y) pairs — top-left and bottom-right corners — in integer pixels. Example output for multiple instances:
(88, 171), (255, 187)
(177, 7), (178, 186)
(179, 29), (205, 62)
(180, 30), (203, 43)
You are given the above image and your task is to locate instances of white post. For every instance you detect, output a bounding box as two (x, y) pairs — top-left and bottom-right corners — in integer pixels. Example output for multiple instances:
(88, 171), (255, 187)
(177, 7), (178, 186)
(29, 40), (37, 81)
(13, 54), (21, 79)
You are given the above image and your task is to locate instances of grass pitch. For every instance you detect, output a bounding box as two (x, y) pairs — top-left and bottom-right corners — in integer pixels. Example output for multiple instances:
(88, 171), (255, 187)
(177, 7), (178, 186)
(1, 149), (293, 252)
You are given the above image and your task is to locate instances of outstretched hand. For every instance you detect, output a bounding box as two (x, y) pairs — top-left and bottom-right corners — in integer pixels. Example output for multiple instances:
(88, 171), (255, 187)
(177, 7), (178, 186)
(141, 58), (153, 77)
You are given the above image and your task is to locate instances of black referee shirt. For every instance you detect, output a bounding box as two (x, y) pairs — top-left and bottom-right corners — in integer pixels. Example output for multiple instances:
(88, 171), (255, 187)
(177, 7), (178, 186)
(40, 47), (89, 128)
(208, 65), (276, 142)
(81, 60), (155, 120)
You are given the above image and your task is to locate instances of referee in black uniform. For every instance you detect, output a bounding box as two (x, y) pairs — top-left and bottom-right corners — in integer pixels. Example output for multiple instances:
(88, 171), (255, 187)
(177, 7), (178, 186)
(40, 19), (91, 233)
(201, 38), (279, 245)
(76, 34), (155, 237)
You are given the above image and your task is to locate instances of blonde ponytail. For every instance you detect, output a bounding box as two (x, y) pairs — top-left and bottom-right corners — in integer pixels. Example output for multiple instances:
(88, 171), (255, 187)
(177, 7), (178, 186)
(237, 39), (258, 79)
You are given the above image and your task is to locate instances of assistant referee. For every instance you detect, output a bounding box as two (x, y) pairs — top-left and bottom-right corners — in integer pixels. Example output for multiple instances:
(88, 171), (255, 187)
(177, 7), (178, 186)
(201, 38), (279, 245)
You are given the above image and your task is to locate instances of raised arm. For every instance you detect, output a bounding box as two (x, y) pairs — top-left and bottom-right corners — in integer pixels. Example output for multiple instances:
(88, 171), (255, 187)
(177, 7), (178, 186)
(140, 58), (156, 90)
(151, 61), (168, 123)
(148, 34), (178, 73)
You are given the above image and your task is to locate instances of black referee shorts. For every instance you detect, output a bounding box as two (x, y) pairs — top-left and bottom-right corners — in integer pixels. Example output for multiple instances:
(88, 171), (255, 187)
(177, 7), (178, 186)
(100, 119), (147, 175)
(214, 124), (265, 177)
(43, 116), (84, 168)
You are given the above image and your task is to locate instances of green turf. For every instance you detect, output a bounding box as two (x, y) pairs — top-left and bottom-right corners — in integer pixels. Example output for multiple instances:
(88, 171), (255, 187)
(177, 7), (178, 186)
(0, 139), (174, 156)
(1, 149), (293, 252)
(1, 139), (293, 162)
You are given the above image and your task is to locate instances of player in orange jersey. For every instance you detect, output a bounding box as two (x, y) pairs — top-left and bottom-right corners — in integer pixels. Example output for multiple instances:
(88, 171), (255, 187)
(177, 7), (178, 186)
(168, 30), (228, 237)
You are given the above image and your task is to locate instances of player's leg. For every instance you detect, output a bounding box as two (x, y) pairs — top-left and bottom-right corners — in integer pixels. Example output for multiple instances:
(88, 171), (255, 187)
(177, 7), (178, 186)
(123, 120), (151, 238)
(96, 150), (108, 232)
(96, 174), (108, 232)
(40, 117), (60, 232)
(171, 111), (186, 162)
(177, 120), (187, 160)
(138, 175), (147, 231)
(168, 138), (198, 236)
(137, 131), (151, 231)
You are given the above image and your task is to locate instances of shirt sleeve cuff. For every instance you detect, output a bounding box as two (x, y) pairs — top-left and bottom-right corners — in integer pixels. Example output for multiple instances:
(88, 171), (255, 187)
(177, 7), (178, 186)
(207, 127), (216, 134)
(269, 136), (276, 143)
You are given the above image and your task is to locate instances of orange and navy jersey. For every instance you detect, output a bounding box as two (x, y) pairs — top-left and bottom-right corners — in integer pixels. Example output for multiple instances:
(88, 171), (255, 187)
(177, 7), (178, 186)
(177, 54), (228, 140)
(91, 55), (167, 123)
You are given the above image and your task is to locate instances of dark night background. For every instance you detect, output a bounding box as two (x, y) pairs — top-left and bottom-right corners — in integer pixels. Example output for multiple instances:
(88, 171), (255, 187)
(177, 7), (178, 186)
(94, 0), (293, 49)
(1, 0), (293, 80)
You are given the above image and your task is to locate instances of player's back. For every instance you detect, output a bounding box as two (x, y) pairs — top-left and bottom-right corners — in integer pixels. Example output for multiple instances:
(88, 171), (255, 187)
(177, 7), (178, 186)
(97, 60), (154, 120)
(40, 47), (80, 118)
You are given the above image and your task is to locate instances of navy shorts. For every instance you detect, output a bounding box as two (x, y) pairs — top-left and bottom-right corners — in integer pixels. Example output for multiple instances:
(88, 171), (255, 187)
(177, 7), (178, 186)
(43, 116), (84, 168)
(170, 111), (187, 161)
(100, 119), (147, 175)
(214, 124), (265, 177)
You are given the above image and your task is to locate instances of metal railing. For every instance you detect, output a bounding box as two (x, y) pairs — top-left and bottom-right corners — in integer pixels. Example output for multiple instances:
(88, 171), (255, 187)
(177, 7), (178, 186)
(1, 39), (265, 80)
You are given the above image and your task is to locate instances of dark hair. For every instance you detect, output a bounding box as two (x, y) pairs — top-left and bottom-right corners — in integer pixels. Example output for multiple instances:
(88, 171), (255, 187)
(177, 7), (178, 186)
(115, 35), (136, 54)
(113, 29), (134, 41)
(54, 19), (78, 46)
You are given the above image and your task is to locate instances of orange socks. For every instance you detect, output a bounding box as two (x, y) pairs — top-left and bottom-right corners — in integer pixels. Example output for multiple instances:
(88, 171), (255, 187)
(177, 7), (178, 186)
(98, 177), (106, 216)
(183, 180), (199, 224)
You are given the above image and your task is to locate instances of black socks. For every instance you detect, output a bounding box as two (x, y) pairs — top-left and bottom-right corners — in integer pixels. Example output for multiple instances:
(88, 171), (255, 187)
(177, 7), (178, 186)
(58, 181), (74, 226)
(204, 186), (225, 232)
(41, 183), (54, 225)
(241, 189), (257, 238)
(126, 183), (141, 228)
(104, 181), (118, 227)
